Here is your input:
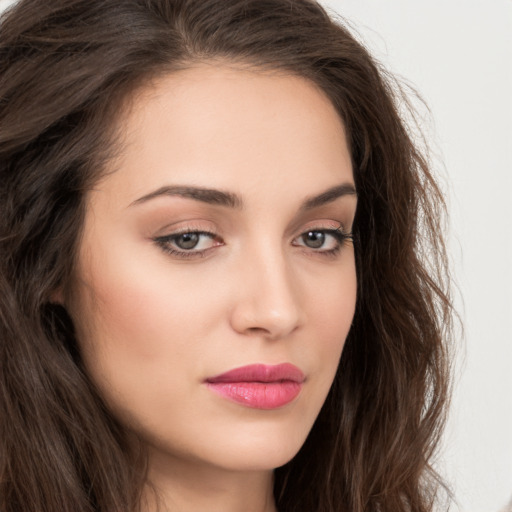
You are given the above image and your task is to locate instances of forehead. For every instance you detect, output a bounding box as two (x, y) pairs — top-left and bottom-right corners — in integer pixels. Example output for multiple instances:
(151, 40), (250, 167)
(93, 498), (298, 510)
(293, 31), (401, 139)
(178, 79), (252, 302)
(97, 63), (353, 206)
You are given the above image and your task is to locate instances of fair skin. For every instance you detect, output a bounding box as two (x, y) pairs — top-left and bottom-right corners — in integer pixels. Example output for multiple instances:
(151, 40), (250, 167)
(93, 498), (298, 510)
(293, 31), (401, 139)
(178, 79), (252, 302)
(65, 64), (357, 512)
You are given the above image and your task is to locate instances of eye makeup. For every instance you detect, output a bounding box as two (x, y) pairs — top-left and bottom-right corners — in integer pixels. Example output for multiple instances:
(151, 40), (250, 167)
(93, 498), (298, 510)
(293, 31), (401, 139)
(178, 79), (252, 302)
(153, 229), (222, 259)
(292, 227), (353, 259)
(152, 224), (353, 260)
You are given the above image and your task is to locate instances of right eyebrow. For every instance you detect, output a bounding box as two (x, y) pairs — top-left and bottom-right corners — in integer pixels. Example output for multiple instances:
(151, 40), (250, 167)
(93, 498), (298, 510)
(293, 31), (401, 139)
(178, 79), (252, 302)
(129, 185), (243, 209)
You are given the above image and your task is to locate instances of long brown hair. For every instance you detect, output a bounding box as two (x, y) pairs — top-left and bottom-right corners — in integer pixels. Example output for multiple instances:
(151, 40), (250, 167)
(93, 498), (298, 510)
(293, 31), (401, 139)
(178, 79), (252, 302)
(0, 0), (453, 510)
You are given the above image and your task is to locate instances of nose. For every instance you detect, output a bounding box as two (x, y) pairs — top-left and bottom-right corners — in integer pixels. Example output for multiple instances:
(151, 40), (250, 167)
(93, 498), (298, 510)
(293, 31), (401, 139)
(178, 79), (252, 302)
(229, 245), (303, 341)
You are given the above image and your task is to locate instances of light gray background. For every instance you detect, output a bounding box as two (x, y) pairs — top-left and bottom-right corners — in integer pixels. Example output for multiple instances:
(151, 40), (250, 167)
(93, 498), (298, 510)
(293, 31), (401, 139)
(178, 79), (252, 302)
(1, 0), (511, 510)
(320, 2), (512, 511)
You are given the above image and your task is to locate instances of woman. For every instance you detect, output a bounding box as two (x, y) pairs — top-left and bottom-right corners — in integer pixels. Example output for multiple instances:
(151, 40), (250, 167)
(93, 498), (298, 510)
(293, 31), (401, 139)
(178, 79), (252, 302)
(0, 0), (453, 511)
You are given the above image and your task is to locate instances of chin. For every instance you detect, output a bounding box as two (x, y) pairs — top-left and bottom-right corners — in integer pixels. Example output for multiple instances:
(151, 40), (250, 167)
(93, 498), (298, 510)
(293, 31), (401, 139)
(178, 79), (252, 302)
(198, 421), (312, 472)
(203, 449), (299, 473)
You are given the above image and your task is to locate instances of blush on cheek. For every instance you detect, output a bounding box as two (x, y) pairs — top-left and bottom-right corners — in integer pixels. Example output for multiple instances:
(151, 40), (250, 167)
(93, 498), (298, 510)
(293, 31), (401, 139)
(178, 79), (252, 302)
(309, 278), (356, 368)
(314, 271), (356, 328)
(75, 260), (197, 366)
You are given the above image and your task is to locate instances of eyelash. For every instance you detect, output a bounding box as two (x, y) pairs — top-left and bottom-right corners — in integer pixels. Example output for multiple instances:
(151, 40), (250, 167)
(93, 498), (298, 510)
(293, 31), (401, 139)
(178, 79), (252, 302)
(154, 230), (221, 259)
(153, 227), (353, 260)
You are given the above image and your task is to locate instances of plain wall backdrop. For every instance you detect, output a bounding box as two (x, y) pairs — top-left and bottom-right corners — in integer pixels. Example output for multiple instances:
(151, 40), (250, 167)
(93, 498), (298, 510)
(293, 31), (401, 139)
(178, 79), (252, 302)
(1, 0), (511, 511)
(320, 2), (512, 511)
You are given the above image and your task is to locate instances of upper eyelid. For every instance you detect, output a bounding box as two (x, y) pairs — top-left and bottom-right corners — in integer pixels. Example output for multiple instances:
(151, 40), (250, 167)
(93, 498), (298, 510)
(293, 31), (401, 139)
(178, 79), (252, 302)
(154, 226), (350, 253)
(291, 220), (348, 237)
(163, 228), (217, 236)
(293, 227), (352, 243)
(152, 219), (218, 237)
(155, 230), (219, 244)
(154, 220), (350, 239)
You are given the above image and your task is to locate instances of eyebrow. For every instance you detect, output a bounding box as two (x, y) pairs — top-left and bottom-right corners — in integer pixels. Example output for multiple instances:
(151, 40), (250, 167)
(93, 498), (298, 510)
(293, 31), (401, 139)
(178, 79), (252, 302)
(130, 185), (242, 209)
(130, 182), (357, 210)
(301, 183), (357, 211)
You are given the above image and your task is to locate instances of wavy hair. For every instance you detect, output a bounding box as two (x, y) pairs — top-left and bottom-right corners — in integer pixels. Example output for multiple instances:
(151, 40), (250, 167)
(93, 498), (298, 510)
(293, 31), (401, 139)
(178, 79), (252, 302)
(0, 0), (453, 510)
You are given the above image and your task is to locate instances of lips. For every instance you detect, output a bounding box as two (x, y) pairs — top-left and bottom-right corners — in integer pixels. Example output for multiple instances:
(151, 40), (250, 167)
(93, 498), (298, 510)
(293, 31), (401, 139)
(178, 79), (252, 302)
(205, 363), (305, 409)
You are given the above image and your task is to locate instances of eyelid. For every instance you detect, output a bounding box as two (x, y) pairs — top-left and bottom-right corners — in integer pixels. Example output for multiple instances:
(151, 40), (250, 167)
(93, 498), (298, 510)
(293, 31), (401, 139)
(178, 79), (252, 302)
(153, 230), (222, 259)
(152, 219), (218, 239)
(289, 219), (354, 257)
(293, 226), (352, 246)
(150, 218), (225, 258)
(306, 219), (340, 228)
(293, 219), (346, 236)
(152, 219), (353, 260)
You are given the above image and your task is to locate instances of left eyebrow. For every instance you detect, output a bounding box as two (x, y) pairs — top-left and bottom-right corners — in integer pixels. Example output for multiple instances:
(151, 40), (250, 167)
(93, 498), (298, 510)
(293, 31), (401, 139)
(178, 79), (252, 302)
(300, 183), (357, 211)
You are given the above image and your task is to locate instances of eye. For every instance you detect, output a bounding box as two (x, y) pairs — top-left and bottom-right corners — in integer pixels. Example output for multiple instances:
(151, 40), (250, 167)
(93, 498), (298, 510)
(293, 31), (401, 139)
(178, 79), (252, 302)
(293, 228), (352, 254)
(154, 230), (222, 258)
(301, 231), (329, 249)
(173, 232), (204, 250)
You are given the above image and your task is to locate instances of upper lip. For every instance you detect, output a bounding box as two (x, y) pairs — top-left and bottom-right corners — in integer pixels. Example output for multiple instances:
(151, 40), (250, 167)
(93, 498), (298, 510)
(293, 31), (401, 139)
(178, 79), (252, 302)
(206, 363), (305, 383)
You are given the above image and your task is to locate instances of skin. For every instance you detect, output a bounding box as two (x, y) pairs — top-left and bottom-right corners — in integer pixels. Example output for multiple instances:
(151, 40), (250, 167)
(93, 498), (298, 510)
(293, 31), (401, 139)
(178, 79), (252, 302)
(66, 64), (358, 512)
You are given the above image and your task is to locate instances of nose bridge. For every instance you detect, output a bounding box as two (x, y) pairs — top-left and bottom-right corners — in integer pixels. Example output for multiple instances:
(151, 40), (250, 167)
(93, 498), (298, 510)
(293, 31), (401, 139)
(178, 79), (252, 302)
(230, 235), (302, 339)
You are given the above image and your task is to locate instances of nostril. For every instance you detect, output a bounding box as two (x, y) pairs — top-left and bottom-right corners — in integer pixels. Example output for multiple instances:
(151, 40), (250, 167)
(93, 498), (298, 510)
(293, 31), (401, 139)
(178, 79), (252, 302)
(246, 326), (270, 336)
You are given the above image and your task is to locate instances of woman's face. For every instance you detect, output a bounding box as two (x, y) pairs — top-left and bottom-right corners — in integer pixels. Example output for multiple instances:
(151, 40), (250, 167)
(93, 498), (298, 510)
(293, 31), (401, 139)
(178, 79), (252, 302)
(67, 64), (357, 475)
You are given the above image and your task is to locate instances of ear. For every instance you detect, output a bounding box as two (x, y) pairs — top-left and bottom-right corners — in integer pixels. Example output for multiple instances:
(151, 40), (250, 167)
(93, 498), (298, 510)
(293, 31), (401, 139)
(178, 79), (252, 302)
(49, 287), (65, 305)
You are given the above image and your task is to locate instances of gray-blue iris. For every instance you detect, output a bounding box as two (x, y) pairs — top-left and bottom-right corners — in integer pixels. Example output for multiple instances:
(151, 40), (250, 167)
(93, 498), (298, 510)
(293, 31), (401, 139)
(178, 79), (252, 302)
(176, 233), (200, 249)
(303, 231), (324, 248)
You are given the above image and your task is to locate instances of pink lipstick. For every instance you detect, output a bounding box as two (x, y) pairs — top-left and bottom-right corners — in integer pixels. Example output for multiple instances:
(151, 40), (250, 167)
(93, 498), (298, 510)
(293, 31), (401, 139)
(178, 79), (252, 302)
(205, 363), (304, 409)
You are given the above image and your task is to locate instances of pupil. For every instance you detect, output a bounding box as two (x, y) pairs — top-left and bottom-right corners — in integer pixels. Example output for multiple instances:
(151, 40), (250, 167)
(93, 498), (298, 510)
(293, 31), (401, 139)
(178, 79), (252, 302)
(304, 231), (325, 248)
(176, 233), (199, 250)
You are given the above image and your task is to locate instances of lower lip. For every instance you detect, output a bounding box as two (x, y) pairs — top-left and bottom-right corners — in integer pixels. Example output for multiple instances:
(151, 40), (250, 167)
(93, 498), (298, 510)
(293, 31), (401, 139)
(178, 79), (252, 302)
(206, 381), (302, 409)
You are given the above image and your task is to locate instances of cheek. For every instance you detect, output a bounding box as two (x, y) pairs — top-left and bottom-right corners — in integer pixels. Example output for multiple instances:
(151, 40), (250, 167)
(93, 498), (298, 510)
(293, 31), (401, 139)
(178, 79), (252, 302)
(69, 250), (217, 414)
(319, 265), (356, 361)
(74, 244), (209, 350)
(296, 257), (357, 404)
(307, 256), (356, 339)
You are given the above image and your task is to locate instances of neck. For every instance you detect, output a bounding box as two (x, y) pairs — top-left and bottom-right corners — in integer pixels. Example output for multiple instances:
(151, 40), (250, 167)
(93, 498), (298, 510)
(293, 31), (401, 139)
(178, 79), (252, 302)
(141, 450), (278, 512)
